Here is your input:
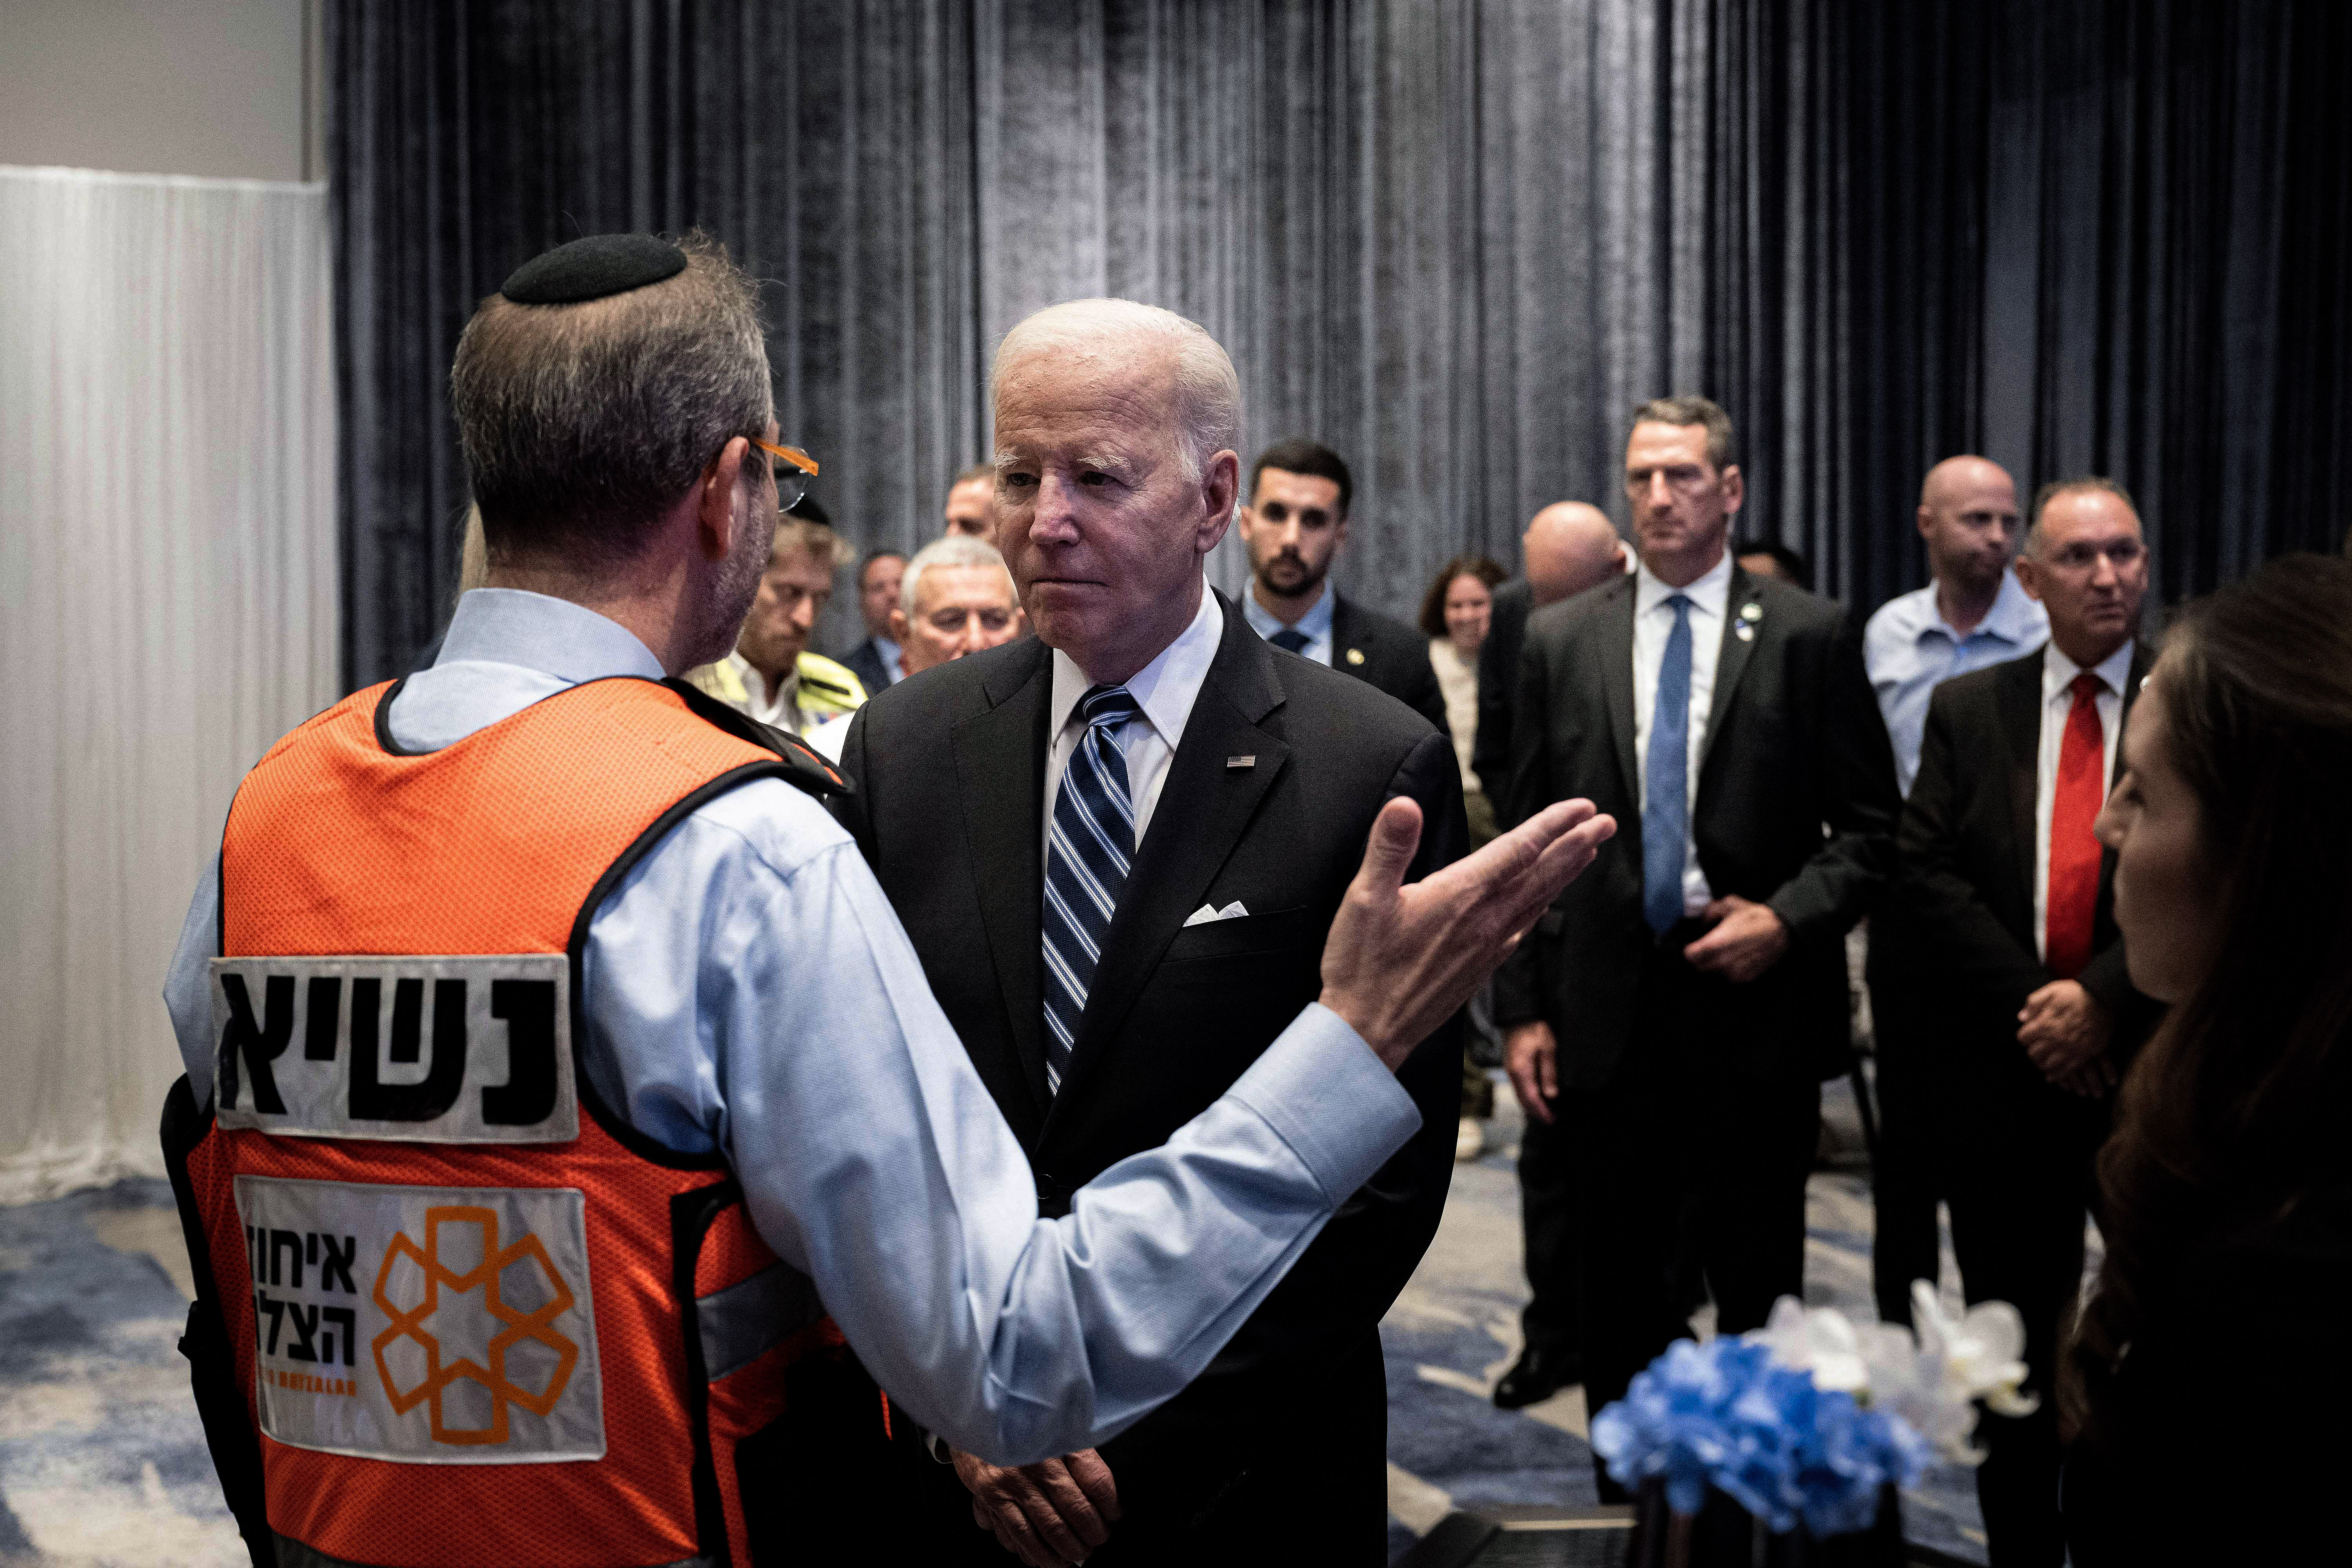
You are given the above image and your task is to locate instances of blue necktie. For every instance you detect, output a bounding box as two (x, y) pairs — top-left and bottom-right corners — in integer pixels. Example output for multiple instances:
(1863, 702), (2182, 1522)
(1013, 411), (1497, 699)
(1269, 627), (1311, 655)
(1042, 686), (1142, 1095)
(1643, 595), (1693, 936)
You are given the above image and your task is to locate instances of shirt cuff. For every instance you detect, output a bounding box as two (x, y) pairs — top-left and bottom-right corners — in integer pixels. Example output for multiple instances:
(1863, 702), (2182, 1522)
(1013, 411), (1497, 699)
(1225, 1002), (1421, 1201)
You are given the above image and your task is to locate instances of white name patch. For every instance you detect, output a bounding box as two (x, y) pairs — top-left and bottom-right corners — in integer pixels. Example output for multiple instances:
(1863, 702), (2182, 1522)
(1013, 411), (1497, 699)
(212, 955), (577, 1143)
(234, 1175), (606, 1463)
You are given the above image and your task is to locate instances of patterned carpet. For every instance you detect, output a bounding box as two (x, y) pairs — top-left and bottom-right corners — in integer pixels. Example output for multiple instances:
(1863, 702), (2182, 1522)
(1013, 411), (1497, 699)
(0, 1081), (1997, 1567)
(1377, 1074), (1995, 1565)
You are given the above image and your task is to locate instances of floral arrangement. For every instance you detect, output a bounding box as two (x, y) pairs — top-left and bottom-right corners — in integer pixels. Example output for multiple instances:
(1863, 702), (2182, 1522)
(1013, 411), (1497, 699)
(1589, 1282), (2036, 1539)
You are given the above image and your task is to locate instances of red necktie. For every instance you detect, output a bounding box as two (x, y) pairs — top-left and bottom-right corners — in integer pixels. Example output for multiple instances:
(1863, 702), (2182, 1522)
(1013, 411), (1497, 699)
(2045, 671), (2107, 978)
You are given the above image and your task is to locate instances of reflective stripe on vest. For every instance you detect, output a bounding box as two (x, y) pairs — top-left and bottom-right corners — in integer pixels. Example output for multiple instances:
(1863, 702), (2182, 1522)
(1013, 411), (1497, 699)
(180, 677), (838, 1568)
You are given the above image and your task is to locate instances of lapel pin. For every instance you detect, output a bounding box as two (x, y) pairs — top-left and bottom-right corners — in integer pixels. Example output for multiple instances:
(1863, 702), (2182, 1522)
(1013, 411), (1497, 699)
(1740, 602), (1763, 624)
(1227, 755), (1256, 769)
(1345, 647), (1367, 666)
(1735, 622), (1756, 642)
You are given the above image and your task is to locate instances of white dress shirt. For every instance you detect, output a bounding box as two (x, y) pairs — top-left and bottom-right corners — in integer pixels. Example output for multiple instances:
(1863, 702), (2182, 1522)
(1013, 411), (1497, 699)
(1045, 584), (1225, 850)
(162, 587), (1417, 1466)
(1864, 572), (2049, 796)
(1632, 550), (1734, 917)
(1240, 580), (1335, 667)
(2031, 638), (2134, 962)
(725, 648), (801, 731)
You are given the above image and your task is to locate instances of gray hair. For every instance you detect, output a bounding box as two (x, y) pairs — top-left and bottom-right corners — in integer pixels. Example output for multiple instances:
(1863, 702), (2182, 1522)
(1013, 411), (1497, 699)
(451, 230), (772, 568)
(1630, 394), (1738, 472)
(990, 298), (1243, 480)
(900, 534), (1015, 617)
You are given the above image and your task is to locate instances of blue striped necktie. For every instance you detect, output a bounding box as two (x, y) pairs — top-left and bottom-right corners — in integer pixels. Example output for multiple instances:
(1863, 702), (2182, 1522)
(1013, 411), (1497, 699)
(1643, 594), (1693, 935)
(1042, 685), (1143, 1096)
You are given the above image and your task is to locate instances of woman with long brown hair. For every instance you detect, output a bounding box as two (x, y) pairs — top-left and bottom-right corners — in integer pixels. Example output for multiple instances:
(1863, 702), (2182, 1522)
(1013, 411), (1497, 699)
(2064, 554), (2352, 1560)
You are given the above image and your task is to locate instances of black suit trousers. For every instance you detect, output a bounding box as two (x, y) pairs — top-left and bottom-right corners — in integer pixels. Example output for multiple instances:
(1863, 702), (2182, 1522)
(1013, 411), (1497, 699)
(1942, 1085), (2104, 1568)
(1569, 938), (1820, 1500)
(1515, 1109), (1584, 1357)
(908, 1330), (1388, 1568)
(1867, 981), (1945, 1327)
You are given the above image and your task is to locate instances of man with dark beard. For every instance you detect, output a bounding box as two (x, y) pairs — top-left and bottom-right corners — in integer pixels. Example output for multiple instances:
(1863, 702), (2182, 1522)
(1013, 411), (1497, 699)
(1234, 438), (1448, 735)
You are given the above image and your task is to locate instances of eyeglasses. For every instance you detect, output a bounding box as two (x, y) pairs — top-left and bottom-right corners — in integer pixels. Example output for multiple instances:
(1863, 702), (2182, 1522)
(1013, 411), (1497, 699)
(750, 437), (820, 510)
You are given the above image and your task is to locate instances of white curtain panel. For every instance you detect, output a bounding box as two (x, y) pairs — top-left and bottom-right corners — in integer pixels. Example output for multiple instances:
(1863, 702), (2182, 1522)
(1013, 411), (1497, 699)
(0, 166), (338, 1203)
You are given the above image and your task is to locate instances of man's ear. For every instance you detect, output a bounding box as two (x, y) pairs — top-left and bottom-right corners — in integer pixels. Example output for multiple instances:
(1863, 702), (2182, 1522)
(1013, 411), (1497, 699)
(1720, 463), (1745, 515)
(888, 607), (911, 644)
(2014, 554), (2045, 604)
(1199, 449), (1240, 554)
(1916, 504), (1935, 542)
(698, 436), (752, 562)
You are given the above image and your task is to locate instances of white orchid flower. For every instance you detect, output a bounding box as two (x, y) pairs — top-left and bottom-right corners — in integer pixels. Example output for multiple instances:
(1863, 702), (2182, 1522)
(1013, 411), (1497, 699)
(1751, 1296), (1872, 1395)
(1911, 1279), (2039, 1418)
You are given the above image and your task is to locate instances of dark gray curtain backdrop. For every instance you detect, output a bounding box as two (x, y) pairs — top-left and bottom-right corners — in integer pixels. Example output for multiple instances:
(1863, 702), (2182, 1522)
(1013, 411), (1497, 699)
(333, 0), (2351, 687)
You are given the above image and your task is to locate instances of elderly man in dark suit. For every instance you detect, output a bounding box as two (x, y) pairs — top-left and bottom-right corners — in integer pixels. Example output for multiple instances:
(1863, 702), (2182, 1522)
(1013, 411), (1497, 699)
(840, 301), (1470, 1566)
(1232, 437), (1449, 734)
(1494, 396), (1899, 1469)
(1896, 478), (2158, 1567)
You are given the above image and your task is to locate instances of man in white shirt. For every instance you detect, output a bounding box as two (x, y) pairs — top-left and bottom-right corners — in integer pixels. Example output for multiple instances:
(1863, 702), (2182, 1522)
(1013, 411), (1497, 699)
(687, 511), (868, 732)
(839, 301), (1572, 1564)
(1860, 455), (2047, 1325)
(1892, 477), (2157, 1564)
(1233, 438), (1451, 735)
(1492, 396), (1899, 1466)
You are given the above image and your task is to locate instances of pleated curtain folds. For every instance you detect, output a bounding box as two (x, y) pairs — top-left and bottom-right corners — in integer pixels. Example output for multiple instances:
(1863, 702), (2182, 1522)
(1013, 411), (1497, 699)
(0, 166), (339, 1201)
(333, 0), (2352, 688)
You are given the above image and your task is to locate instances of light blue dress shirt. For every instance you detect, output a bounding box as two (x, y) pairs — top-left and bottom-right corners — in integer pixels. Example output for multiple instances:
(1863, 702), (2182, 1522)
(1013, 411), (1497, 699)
(1241, 580), (1336, 666)
(162, 588), (1418, 1465)
(1863, 572), (2049, 796)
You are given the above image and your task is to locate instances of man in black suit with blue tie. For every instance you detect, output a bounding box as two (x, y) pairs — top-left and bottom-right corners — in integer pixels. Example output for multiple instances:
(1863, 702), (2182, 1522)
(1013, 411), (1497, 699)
(1232, 438), (1450, 736)
(840, 301), (1495, 1565)
(1494, 397), (1898, 1479)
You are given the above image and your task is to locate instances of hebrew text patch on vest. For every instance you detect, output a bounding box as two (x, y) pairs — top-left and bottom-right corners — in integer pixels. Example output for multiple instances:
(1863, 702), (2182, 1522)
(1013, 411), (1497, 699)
(233, 1176), (606, 1463)
(211, 955), (576, 1143)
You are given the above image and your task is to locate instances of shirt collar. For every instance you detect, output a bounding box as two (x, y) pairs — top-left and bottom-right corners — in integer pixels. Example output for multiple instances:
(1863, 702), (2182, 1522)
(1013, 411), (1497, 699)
(2043, 636), (2136, 702)
(436, 588), (665, 684)
(1051, 583), (1224, 750)
(873, 634), (902, 665)
(1240, 579), (1333, 644)
(727, 648), (799, 709)
(1635, 548), (1734, 620)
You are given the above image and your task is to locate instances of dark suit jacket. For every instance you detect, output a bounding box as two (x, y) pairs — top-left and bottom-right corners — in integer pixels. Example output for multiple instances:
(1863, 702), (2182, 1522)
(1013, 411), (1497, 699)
(1890, 644), (2159, 1114)
(839, 636), (896, 697)
(837, 590), (1465, 1530)
(1494, 567), (1900, 1089)
(1328, 592), (1450, 738)
(1472, 578), (1533, 806)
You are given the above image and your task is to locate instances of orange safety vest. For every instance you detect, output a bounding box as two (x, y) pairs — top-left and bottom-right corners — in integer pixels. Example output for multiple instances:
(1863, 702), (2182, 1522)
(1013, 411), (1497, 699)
(167, 675), (878, 1568)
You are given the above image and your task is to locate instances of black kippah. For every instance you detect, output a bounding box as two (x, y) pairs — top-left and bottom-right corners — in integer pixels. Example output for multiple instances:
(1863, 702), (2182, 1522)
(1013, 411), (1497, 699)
(499, 233), (687, 305)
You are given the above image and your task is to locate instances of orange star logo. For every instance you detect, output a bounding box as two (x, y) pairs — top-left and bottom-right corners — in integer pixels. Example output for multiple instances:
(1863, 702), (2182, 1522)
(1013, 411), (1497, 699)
(371, 1205), (580, 1446)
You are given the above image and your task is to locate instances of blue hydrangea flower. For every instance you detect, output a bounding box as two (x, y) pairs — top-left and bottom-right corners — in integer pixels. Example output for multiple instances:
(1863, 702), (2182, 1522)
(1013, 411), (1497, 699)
(1590, 1334), (1931, 1538)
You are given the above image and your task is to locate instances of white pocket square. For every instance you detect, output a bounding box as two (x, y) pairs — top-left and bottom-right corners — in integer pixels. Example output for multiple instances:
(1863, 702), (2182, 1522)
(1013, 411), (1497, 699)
(1182, 900), (1250, 927)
